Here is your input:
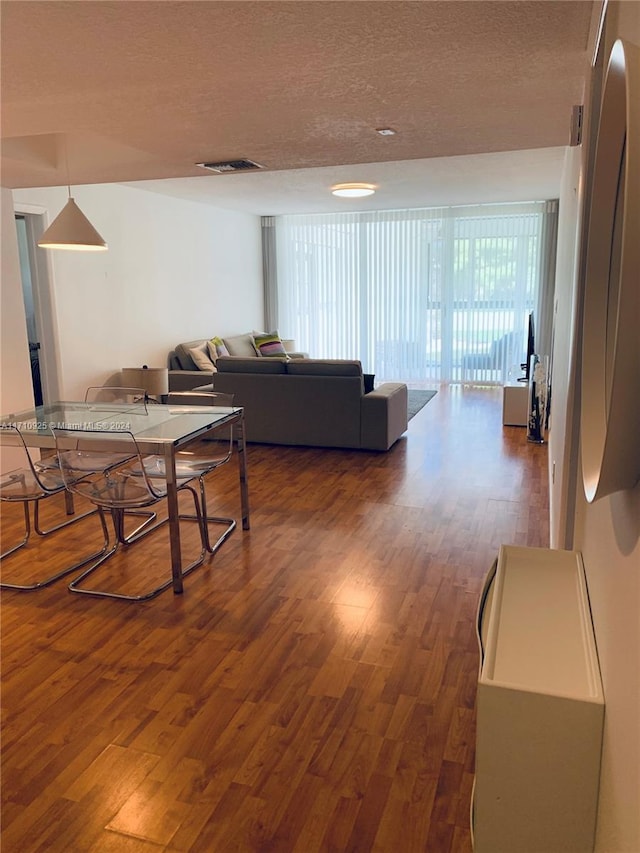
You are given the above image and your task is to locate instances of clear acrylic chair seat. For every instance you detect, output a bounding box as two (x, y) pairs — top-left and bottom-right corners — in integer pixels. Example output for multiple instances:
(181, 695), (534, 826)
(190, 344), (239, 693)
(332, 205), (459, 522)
(52, 425), (212, 601)
(0, 425), (109, 590)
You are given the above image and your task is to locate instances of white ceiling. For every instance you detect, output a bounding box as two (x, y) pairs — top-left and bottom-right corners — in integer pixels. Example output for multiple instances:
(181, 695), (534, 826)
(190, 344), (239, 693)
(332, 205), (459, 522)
(124, 147), (568, 215)
(0, 0), (599, 214)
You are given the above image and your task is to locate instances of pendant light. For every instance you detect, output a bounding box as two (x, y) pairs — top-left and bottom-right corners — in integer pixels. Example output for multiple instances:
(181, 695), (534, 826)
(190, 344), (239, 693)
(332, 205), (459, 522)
(37, 138), (107, 251)
(38, 192), (107, 251)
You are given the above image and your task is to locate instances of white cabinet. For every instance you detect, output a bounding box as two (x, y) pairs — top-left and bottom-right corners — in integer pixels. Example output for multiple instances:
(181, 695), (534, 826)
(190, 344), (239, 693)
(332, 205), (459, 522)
(502, 382), (528, 426)
(473, 545), (604, 853)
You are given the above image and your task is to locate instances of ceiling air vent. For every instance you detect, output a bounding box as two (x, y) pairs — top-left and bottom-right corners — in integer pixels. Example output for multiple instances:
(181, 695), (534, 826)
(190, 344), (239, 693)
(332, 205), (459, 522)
(196, 159), (264, 173)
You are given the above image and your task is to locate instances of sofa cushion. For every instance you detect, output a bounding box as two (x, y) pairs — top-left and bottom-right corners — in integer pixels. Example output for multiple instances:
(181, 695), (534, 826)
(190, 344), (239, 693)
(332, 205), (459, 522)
(173, 339), (208, 370)
(286, 359), (363, 377)
(253, 330), (288, 358)
(188, 343), (216, 371)
(216, 356), (287, 374)
(223, 333), (258, 358)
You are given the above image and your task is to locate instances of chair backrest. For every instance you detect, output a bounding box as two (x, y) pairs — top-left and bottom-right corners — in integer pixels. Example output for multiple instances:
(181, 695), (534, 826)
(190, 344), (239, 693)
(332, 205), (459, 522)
(489, 331), (522, 380)
(52, 426), (166, 507)
(0, 425), (64, 498)
(167, 391), (235, 407)
(168, 392), (235, 463)
(85, 386), (147, 406)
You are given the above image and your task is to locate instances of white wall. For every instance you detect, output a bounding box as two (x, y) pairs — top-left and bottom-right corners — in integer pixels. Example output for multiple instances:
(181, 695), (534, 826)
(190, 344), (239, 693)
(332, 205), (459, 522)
(6, 182), (263, 399)
(0, 188), (34, 414)
(581, 5), (640, 850)
(547, 146), (582, 550)
(549, 3), (640, 850)
(1, 188), (37, 472)
(578, 488), (640, 853)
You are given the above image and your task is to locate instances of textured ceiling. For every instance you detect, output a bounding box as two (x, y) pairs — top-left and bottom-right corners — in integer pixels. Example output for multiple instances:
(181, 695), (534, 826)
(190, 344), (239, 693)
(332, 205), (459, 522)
(1, 0), (598, 211)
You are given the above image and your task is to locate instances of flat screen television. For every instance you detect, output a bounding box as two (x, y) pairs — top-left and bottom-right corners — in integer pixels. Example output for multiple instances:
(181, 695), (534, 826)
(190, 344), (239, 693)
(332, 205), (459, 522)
(519, 312), (535, 382)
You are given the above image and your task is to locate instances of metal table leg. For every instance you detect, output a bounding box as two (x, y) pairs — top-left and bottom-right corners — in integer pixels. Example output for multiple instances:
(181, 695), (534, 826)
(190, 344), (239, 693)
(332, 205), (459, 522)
(163, 443), (184, 594)
(235, 412), (250, 531)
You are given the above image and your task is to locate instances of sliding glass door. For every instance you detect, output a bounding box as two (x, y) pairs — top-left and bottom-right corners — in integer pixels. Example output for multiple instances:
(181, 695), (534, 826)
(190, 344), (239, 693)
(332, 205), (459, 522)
(266, 201), (556, 385)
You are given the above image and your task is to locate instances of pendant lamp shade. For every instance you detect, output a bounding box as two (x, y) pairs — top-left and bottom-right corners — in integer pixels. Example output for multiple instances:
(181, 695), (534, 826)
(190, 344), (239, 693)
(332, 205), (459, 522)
(38, 197), (107, 251)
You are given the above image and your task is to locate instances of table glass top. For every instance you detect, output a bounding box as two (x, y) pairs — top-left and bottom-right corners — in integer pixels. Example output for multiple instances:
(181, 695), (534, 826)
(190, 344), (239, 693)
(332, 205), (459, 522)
(0, 401), (240, 445)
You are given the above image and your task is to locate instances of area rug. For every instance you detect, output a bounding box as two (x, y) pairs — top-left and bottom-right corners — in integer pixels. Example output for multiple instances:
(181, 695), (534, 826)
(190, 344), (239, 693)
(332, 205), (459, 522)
(407, 389), (437, 421)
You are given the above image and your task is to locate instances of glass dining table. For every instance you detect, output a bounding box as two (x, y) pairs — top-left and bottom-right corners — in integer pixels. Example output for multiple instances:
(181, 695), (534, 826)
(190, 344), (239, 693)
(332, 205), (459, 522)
(0, 400), (250, 594)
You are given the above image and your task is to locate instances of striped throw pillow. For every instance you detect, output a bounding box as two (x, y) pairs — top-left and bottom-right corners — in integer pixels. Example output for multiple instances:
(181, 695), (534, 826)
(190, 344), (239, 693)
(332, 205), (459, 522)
(253, 331), (288, 358)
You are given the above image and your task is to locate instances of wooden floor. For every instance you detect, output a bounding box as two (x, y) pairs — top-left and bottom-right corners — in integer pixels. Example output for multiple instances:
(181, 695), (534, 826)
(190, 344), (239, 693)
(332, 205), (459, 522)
(1, 385), (549, 853)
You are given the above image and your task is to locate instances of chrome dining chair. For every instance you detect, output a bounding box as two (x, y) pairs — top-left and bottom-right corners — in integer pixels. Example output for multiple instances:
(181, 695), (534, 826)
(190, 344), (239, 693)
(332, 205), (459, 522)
(52, 425), (209, 601)
(0, 424), (109, 590)
(36, 386), (154, 542)
(34, 387), (147, 477)
(83, 385), (157, 542)
(161, 391), (237, 554)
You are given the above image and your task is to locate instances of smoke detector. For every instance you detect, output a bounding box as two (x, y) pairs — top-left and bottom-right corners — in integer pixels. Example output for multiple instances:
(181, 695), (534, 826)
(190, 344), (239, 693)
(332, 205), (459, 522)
(196, 159), (264, 173)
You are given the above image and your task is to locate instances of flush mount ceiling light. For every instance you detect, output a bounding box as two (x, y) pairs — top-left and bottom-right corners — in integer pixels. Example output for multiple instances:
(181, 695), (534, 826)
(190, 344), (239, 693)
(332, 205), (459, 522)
(331, 182), (376, 198)
(37, 137), (107, 251)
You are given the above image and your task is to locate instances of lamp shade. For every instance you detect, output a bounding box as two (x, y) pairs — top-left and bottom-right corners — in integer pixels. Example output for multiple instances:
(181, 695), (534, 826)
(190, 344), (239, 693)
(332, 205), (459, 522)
(38, 197), (107, 251)
(121, 367), (169, 398)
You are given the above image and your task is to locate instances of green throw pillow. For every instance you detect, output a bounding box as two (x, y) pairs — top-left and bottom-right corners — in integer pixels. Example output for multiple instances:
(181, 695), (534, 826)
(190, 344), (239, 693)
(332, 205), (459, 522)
(207, 336), (230, 362)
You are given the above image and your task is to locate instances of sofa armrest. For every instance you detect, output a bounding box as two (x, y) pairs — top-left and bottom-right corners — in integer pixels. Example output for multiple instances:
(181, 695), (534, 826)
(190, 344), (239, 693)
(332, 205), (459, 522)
(168, 369), (214, 392)
(360, 383), (408, 450)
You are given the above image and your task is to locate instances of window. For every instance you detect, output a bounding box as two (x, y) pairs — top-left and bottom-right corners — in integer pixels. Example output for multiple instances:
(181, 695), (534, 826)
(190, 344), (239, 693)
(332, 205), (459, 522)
(263, 201), (558, 385)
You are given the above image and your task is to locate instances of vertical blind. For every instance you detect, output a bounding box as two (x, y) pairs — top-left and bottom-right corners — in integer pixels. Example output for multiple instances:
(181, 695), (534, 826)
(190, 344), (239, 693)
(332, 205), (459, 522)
(263, 201), (558, 385)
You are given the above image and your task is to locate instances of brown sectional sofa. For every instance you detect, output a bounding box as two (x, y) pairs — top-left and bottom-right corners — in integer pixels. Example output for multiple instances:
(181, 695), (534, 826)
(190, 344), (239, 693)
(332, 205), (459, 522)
(207, 356), (408, 451)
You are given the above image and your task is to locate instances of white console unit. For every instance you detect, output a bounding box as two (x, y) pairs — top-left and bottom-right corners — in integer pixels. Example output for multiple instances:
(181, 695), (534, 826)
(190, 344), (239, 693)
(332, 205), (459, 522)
(473, 545), (604, 853)
(502, 382), (529, 426)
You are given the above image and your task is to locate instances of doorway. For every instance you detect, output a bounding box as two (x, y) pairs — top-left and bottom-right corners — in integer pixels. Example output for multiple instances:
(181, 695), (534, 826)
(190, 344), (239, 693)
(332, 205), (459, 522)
(14, 211), (59, 405)
(15, 215), (43, 404)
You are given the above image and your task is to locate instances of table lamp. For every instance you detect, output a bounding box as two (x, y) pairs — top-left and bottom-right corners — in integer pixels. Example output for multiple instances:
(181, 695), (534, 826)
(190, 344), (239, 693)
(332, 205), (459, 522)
(121, 366), (169, 403)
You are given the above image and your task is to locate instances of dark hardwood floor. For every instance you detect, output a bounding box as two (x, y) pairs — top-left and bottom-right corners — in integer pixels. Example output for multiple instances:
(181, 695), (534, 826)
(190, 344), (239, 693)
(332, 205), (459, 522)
(0, 385), (549, 852)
